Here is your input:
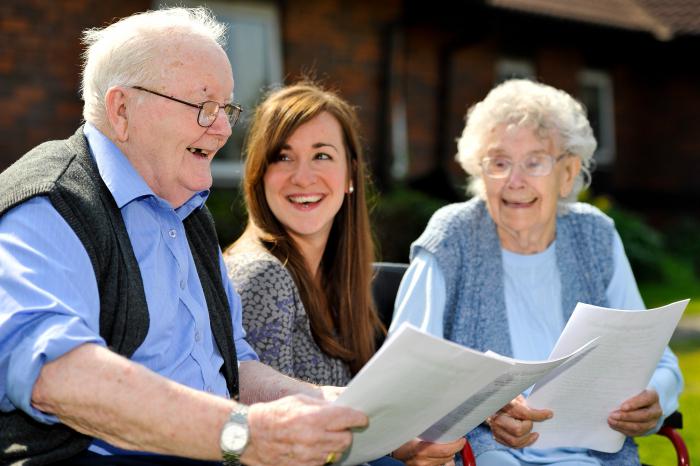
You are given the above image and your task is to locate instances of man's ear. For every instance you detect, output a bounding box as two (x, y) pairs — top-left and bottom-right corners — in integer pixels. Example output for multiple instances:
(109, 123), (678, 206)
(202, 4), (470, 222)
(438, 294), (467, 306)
(105, 86), (130, 142)
(559, 155), (582, 198)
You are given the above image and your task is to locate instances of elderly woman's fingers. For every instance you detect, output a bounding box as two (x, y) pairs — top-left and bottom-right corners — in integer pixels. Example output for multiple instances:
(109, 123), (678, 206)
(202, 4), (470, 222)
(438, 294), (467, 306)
(611, 404), (662, 423)
(608, 389), (662, 437)
(608, 417), (659, 437)
(619, 389), (659, 411)
(492, 423), (539, 449)
(608, 405), (662, 436)
(499, 395), (553, 423)
(488, 411), (538, 448)
(393, 437), (465, 466)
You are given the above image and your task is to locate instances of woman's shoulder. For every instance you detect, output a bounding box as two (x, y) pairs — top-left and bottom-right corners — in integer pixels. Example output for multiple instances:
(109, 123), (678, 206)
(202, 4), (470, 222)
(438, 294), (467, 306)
(411, 198), (491, 266)
(224, 238), (292, 285)
(423, 198), (486, 234)
(559, 202), (615, 231)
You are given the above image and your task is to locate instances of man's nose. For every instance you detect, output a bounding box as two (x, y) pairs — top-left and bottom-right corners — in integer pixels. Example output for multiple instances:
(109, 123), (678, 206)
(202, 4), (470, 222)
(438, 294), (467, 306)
(206, 108), (233, 139)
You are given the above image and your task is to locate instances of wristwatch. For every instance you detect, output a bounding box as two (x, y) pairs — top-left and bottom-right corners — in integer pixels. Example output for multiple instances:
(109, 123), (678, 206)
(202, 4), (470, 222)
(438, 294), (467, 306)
(220, 404), (250, 466)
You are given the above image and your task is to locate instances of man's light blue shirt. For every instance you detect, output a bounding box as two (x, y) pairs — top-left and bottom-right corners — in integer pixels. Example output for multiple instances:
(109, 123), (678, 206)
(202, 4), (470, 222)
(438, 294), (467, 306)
(0, 124), (257, 439)
(390, 232), (682, 464)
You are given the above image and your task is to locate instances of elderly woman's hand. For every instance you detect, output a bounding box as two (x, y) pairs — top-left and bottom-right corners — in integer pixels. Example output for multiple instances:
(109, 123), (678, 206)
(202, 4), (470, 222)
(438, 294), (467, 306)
(392, 437), (466, 466)
(608, 389), (662, 437)
(487, 395), (552, 449)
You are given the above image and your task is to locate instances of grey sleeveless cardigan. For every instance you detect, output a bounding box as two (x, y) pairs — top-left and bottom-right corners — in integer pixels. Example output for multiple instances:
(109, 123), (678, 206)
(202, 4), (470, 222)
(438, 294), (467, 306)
(411, 198), (639, 465)
(0, 127), (239, 465)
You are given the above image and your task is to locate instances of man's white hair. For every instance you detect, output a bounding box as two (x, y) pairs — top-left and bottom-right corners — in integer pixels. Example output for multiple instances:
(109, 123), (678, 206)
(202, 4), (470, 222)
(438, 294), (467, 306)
(81, 7), (227, 127)
(456, 79), (597, 202)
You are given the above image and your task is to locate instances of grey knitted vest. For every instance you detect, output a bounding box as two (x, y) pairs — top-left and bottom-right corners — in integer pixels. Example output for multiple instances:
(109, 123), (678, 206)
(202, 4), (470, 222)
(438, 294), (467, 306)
(0, 128), (239, 465)
(411, 197), (640, 465)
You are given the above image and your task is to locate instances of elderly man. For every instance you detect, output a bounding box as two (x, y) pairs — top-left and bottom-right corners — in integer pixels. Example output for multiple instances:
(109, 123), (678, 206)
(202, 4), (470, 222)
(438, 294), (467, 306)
(0, 7), (367, 465)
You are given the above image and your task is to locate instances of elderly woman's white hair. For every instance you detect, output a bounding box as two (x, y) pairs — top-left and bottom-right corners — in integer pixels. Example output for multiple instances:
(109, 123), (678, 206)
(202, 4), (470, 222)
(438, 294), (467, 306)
(81, 7), (227, 127)
(456, 79), (597, 203)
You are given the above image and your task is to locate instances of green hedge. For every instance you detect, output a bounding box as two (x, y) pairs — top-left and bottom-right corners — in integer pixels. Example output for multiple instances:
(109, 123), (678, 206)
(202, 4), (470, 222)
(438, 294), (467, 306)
(370, 187), (451, 263)
(207, 187), (248, 250)
(206, 186), (699, 294)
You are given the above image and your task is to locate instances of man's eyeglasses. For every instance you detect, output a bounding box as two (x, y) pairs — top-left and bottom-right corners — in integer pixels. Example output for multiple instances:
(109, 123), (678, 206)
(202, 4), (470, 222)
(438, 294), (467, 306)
(132, 86), (242, 128)
(480, 152), (570, 179)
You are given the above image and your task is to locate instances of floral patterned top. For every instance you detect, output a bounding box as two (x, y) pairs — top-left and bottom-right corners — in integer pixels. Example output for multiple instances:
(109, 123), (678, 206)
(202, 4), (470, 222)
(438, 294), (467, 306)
(224, 238), (352, 386)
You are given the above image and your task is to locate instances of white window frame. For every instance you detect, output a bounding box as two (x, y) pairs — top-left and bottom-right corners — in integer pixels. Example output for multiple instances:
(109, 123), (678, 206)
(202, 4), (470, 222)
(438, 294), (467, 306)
(495, 58), (535, 83)
(156, 1), (283, 186)
(578, 69), (616, 166)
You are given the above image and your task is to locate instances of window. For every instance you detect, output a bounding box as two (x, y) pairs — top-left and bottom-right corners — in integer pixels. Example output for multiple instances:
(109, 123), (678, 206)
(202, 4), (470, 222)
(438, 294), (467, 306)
(495, 58), (535, 83)
(578, 70), (615, 167)
(157, 1), (283, 186)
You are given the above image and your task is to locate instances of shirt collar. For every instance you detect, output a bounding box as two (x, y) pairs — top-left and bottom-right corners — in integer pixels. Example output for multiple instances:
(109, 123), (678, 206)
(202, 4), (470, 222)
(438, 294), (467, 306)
(83, 123), (209, 216)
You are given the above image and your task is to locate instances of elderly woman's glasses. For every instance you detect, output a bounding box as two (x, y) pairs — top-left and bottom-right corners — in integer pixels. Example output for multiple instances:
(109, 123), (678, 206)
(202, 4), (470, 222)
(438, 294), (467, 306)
(480, 152), (570, 179)
(132, 86), (242, 128)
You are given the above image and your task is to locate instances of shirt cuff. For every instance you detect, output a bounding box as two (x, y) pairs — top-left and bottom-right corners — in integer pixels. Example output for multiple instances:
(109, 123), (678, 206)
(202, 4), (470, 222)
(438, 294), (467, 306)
(7, 315), (105, 424)
(646, 367), (682, 434)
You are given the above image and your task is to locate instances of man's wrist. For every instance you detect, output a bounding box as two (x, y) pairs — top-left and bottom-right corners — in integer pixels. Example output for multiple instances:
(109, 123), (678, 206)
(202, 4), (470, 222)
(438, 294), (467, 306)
(220, 404), (250, 465)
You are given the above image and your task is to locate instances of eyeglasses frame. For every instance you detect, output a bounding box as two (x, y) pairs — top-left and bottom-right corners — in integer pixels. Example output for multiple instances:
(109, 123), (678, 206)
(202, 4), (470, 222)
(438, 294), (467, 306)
(131, 86), (242, 128)
(480, 152), (572, 179)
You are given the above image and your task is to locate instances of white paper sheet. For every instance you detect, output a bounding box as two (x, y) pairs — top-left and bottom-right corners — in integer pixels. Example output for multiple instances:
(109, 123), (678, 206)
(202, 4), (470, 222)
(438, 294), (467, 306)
(333, 323), (597, 465)
(528, 299), (688, 453)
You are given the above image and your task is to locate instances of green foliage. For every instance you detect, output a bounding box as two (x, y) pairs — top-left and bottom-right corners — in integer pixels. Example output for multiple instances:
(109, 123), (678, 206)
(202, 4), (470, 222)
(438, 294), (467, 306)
(371, 187), (450, 263)
(638, 256), (700, 315)
(605, 206), (666, 282)
(637, 341), (700, 464)
(206, 187), (248, 249)
(665, 216), (700, 276)
(584, 192), (666, 281)
(584, 194), (699, 311)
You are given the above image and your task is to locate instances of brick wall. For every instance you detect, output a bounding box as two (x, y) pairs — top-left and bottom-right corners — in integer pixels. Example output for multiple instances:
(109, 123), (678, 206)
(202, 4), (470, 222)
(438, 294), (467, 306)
(280, 0), (401, 184)
(0, 0), (149, 171)
(407, 10), (700, 217)
(2, 1), (699, 219)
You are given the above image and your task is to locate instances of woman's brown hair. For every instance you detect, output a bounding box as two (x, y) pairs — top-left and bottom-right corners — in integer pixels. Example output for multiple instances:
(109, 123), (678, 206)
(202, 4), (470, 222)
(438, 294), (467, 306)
(231, 81), (383, 374)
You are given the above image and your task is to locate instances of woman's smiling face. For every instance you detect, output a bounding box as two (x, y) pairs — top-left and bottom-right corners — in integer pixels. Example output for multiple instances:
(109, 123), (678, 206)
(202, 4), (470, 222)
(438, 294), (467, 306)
(481, 124), (580, 253)
(263, 111), (350, 249)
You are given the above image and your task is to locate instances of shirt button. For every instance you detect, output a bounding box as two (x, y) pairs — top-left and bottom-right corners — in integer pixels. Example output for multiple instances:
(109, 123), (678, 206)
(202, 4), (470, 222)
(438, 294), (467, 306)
(179, 279), (186, 290)
(168, 229), (177, 238)
(205, 386), (213, 393)
(195, 330), (201, 342)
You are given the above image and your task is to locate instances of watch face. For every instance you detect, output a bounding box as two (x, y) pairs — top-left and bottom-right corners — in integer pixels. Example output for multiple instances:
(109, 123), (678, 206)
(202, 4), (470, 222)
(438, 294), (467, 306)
(221, 422), (248, 452)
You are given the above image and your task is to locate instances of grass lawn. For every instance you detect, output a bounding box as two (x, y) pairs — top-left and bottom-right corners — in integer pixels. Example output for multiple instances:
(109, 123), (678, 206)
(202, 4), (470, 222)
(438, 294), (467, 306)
(639, 257), (700, 316)
(637, 339), (700, 464)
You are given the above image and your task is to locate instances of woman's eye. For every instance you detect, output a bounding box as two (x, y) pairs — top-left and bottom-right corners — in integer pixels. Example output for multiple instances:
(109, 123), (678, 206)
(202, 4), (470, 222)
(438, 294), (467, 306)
(315, 152), (331, 160)
(525, 157), (544, 169)
(492, 158), (509, 169)
(273, 153), (291, 162)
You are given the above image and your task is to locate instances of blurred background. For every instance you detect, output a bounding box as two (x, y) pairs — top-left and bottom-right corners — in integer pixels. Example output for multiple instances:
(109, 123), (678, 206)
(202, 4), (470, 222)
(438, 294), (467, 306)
(1, 0), (699, 462)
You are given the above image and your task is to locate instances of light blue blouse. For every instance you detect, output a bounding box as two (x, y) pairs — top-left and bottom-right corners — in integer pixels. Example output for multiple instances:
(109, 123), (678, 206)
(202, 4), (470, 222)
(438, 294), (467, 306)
(390, 231), (682, 464)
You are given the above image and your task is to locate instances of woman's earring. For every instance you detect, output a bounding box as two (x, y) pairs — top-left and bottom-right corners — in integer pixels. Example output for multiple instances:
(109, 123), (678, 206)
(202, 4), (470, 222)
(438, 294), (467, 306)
(348, 185), (354, 194)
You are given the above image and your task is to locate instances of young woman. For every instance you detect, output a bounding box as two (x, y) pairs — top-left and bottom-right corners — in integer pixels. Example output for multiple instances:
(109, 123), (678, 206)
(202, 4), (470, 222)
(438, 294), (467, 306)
(224, 82), (464, 466)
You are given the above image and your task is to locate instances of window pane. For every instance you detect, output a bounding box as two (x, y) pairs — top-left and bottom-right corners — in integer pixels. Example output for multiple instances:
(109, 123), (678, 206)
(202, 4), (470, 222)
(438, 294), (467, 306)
(578, 70), (615, 167)
(156, 1), (283, 185)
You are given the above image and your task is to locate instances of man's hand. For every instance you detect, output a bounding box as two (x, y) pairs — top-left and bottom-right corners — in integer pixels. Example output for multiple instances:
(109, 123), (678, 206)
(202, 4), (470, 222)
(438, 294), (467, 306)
(241, 394), (367, 466)
(392, 437), (466, 466)
(487, 395), (552, 449)
(608, 389), (662, 437)
(318, 385), (345, 402)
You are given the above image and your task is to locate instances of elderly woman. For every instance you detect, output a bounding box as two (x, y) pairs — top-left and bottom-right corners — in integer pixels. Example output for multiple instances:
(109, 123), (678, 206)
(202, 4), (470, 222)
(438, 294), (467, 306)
(390, 79), (682, 465)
